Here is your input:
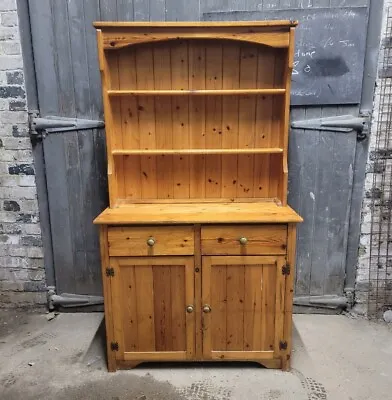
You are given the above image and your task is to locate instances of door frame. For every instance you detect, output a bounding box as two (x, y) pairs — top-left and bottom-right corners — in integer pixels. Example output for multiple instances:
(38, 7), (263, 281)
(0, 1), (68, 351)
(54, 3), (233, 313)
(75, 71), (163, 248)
(110, 256), (195, 361)
(201, 255), (286, 361)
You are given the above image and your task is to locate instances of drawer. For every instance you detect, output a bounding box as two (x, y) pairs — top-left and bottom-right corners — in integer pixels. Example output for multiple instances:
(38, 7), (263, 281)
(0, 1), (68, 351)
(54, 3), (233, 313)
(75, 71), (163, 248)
(201, 224), (287, 255)
(108, 226), (194, 256)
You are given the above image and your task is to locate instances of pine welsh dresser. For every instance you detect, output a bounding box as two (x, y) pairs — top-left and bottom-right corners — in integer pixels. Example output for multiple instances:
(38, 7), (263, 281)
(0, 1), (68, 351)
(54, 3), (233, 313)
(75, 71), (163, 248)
(93, 21), (302, 372)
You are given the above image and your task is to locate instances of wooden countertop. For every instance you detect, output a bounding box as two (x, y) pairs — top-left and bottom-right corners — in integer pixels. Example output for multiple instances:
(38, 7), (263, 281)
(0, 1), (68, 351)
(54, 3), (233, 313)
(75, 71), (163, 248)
(93, 202), (303, 225)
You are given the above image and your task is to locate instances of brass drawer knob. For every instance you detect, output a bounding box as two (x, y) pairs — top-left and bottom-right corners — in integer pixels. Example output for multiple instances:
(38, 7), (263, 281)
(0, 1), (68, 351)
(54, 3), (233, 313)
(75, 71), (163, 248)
(203, 305), (211, 313)
(239, 237), (248, 245)
(186, 305), (194, 313)
(146, 237), (156, 246)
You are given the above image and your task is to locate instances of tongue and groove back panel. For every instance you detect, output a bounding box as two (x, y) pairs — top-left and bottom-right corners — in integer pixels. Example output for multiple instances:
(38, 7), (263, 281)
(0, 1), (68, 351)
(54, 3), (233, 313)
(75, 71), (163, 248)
(103, 39), (289, 203)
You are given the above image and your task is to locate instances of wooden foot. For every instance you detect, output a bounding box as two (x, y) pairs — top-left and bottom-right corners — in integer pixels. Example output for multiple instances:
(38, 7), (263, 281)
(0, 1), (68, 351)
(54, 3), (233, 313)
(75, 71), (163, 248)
(281, 354), (291, 371)
(256, 358), (282, 369)
(116, 360), (142, 370)
(107, 352), (117, 372)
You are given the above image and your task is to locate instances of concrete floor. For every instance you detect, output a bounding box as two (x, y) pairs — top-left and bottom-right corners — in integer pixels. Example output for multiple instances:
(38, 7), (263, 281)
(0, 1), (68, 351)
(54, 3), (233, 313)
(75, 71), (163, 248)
(0, 311), (391, 400)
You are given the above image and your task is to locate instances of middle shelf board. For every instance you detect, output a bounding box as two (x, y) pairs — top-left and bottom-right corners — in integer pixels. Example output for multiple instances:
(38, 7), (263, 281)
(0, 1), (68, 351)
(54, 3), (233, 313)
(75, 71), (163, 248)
(112, 148), (284, 156)
(107, 89), (286, 96)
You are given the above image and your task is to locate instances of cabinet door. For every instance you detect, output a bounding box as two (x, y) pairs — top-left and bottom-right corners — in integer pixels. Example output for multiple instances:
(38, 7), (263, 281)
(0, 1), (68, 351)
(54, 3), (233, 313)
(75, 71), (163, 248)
(202, 255), (286, 361)
(111, 257), (195, 361)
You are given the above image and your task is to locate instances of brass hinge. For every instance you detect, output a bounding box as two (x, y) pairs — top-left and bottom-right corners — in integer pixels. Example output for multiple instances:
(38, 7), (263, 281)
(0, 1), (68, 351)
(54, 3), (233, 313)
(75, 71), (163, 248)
(282, 265), (290, 276)
(279, 341), (288, 350)
(110, 341), (119, 351)
(106, 267), (114, 277)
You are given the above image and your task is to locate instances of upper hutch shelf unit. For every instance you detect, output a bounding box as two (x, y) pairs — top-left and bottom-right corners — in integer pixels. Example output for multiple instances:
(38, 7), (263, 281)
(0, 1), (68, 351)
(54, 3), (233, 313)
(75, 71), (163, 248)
(94, 21), (302, 372)
(95, 21), (297, 207)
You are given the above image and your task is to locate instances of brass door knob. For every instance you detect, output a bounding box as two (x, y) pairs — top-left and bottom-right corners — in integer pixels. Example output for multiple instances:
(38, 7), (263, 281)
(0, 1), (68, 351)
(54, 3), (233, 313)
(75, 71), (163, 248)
(239, 237), (248, 245)
(203, 305), (212, 313)
(146, 237), (155, 246)
(186, 305), (194, 313)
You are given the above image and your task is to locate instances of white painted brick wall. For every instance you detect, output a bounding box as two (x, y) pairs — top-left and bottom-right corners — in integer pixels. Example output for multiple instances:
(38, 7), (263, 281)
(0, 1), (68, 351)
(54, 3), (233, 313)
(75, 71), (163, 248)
(356, 0), (392, 317)
(0, 3), (45, 308)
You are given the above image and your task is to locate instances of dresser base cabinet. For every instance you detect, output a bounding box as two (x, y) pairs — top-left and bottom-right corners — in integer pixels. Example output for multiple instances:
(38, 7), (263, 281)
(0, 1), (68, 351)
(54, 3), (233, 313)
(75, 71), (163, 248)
(98, 221), (298, 372)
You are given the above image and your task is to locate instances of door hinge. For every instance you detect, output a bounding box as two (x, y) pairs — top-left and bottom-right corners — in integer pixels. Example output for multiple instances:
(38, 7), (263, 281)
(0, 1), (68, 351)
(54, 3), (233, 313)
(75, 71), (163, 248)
(282, 265), (290, 276)
(28, 112), (105, 145)
(291, 113), (370, 142)
(106, 267), (115, 277)
(110, 342), (119, 351)
(279, 341), (288, 351)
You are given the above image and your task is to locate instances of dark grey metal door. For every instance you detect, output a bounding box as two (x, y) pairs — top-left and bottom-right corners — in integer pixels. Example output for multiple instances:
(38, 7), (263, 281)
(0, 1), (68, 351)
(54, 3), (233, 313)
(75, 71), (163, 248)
(19, 0), (380, 310)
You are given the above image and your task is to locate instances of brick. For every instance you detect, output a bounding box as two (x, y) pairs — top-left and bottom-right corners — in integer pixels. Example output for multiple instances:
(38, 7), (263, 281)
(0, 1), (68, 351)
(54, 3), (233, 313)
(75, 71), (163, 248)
(0, 281), (24, 291)
(0, 223), (21, 234)
(6, 71), (22, 85)
(17, 213), (38, 223)
(0, 149), (18, 162)
(0, 40), (20, 55)
(8, 163), (34, 175)
(0, 26), (17, 41)
(0, 55), (23, 70)
(9, 100), (25, 111)
(14, 150), (33, 162)
(0, 187), (37, 200)
(11, 124), (28, 137)
(0, 85), (24, 98)
(3, 137), (31, 150)
(26, 246), (43, 258)
(0, 175), (18, 187)
(28, 269), (45, 281)
(0, 292), (47, 307)
(17, 175), (36, 187)
(27, 259), (44, 270)
(1, 11), (18, 26)
(0, 234), (18, 244)
(18, 200), (39, 213)
(3, 199), (19, 211)
(23, 224), (41, 235)
(0, 211), (17, 222)
(21, 235), (42, 247)
(23, 281), (45, 292)
(0, 99), (8, 110)
(0, 1), (17, 11)
(7, 246), (26, 257)
(0, 110), (27, 123)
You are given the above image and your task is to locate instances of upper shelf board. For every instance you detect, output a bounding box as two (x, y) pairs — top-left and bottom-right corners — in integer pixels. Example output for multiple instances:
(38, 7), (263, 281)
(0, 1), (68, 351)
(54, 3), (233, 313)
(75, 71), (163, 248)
(107, 89), (286, 96)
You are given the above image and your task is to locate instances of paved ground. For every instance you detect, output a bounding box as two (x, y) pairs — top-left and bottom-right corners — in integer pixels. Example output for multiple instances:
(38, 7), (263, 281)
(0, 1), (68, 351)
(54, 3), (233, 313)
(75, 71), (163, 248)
(0, 310), (391, 400)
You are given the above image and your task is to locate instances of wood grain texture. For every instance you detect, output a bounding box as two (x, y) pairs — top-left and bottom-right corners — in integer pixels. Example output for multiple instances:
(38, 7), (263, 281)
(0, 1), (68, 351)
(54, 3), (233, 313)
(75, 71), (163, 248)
(95, 22), (300, 372)
(282, 223), (296, 370)
(100, 30), (290, 49)
(98, 35), (291, 203)
(99, 226), (116, 371)
(201, 224), (287, 255)
(108, 89), (286, 96)
(203, 255), (285, 360)
(111, 256), (195, 360)
(95, 203), (303, 225)
(193, 225), (203, 359)
(108, 226), (194, 256)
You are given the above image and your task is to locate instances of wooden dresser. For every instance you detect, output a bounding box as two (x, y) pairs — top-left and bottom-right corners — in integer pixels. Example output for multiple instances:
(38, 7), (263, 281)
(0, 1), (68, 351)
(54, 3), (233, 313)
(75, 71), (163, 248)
(93, 21), (302, 372)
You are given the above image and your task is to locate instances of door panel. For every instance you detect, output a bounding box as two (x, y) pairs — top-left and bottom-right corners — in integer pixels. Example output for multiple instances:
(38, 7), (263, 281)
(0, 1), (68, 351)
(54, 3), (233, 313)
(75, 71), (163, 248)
(202, 255), (285, 360)
(111, 257), (195, 361)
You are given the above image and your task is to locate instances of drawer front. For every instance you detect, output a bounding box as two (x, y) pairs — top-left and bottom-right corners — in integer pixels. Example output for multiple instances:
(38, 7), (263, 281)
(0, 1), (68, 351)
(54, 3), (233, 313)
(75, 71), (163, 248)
(108, 226), (194, 256)
(201, 224), (287, 255)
